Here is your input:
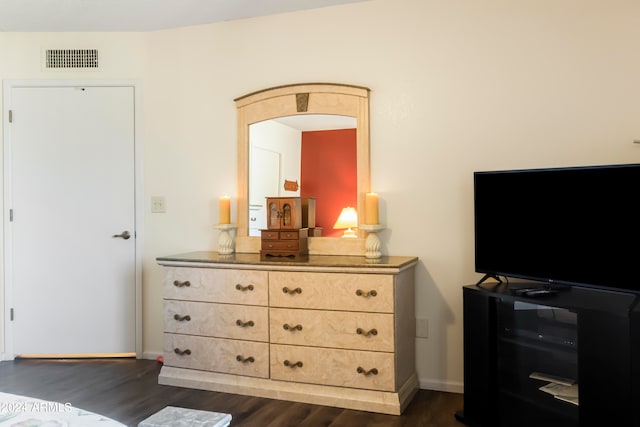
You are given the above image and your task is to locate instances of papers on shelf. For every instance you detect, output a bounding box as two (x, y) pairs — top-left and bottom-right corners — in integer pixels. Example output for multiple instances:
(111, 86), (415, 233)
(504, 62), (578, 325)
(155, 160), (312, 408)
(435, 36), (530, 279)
(529, 372), (575, 386)
(529, 372), (579, 406)
(539, 382), (579, 406)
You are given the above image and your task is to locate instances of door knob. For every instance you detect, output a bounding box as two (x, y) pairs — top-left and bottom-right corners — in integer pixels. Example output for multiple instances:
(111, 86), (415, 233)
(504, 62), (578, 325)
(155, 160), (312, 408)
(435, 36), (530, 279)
(113, 230), (131, 240)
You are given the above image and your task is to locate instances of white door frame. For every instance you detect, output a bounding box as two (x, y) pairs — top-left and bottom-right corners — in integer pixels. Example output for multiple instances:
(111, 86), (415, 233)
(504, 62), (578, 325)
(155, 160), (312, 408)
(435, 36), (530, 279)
(2, 79), (143, 360)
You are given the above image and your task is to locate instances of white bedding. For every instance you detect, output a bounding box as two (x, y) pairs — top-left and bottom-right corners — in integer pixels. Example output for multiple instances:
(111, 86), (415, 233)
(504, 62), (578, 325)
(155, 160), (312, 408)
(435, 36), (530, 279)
(0, 392), (126, 427)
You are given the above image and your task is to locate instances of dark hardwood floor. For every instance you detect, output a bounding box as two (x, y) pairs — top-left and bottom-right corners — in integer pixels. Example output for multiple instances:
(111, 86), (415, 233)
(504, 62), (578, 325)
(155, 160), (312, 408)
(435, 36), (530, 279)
(0, 358), (465, 427)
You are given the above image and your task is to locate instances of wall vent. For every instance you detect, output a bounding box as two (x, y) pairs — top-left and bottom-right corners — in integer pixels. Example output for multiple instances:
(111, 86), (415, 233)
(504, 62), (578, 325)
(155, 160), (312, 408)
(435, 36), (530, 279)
(45, 49), (99, 69)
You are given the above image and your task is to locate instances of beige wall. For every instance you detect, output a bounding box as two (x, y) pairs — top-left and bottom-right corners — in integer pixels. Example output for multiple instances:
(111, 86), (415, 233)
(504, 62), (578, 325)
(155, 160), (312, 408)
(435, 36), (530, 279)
(2, 0), (640, 392)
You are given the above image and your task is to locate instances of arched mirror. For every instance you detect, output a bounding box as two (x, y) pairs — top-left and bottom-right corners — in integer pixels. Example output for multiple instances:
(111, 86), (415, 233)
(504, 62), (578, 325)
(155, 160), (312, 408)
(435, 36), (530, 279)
(234, 83), (370, 254)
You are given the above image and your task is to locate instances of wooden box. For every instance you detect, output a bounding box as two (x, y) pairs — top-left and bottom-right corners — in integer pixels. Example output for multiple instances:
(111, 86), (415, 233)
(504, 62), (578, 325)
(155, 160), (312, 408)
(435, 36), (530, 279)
(266, 197), (301, 230)
(260, 228), (308, 259)
(266, 197), (316, 230)
(301, 197), (316, 228)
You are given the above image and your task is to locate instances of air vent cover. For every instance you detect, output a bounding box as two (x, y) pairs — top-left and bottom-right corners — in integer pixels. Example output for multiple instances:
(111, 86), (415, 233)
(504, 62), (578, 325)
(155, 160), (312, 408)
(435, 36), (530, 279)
(45, 49), (99, 69)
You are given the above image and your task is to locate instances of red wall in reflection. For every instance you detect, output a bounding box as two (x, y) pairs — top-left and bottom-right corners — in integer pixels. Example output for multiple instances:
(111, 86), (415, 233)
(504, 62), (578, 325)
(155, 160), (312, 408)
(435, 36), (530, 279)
(301, 129), (357, 237)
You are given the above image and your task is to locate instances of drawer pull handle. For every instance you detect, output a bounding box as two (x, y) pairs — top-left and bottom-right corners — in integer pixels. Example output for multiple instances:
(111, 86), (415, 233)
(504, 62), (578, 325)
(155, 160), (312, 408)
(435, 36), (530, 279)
(356, 328), (378, 337)
(236, 319), (255, 327)
(283, 360), (303, 368)
(173, 314), (191, 322)
(235, 284), (255, 291)
(357, 366), (378, 376)
(283, 287), (302, 294)
(174, 348), (191, 356)
(283, 323), (303, 331)
(173, 280), (191, 288)
(236, 355), (255, 363)
(356, 289), (377, 297)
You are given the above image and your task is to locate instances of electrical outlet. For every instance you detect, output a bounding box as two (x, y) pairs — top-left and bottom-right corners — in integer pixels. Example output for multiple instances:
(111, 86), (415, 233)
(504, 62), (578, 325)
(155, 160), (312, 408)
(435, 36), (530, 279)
(151, 196), (166, 213)
(416, 318), (429, 338)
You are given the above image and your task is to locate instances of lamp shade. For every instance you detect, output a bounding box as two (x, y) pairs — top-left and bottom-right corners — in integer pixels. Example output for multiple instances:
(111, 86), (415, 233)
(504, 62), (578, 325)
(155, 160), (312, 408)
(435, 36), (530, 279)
(333, 207), (358, 238)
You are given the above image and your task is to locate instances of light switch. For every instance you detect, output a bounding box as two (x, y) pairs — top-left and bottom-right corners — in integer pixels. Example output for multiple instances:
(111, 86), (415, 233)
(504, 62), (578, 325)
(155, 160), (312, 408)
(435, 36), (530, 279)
(151, 196), (166, 213)
(416, 318), (429, 338)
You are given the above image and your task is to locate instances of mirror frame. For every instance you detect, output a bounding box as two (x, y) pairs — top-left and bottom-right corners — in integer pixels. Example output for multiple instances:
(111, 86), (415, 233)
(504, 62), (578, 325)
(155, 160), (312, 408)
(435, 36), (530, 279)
(234, 83), (370, 255)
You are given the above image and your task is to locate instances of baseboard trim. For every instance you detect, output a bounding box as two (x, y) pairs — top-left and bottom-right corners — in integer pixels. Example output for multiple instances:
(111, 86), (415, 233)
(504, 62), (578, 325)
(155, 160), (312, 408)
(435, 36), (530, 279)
(419, 377), (463, 394)
(142, 351), (162, 361)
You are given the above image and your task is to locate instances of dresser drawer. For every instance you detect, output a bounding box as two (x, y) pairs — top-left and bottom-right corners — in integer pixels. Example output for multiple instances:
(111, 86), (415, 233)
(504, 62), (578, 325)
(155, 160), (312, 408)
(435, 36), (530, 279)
(269, 271), (394, 313)
(260, 230), (308, 240)
(270, 308), (394, 352)
(164, 267), (268, 305)
(270, 344), (395, 391)
(165, 300), (268, 342)
(261, 240), (301, 251)
(279, 229), (307, 240)
(164, 333), (268, 378)
(261, 230), (279, 240)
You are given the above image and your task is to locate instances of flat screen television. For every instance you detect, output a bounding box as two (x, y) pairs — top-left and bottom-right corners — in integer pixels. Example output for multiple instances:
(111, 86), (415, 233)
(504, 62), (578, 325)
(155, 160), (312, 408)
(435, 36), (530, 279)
(474, 163), (640, 293)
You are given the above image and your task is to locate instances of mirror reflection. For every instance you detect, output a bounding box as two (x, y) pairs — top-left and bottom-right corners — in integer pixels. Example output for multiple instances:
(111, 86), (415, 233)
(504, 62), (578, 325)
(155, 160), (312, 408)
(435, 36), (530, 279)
(249, 114), (357, 237)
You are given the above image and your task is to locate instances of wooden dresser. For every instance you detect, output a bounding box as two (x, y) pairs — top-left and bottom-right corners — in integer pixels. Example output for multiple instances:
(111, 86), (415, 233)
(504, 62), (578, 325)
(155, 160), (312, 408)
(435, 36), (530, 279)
(156, 252), (419, 415)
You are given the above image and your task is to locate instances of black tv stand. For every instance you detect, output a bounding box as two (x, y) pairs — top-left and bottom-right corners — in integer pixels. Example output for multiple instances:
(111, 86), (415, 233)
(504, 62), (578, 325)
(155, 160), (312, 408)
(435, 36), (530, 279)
(458, 282), (640, 426)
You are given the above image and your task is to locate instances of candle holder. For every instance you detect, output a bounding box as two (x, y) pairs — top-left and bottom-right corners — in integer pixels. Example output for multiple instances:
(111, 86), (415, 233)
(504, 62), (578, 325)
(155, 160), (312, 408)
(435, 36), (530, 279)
(360, 224), (385, 259)
(215, 223), (237, 255)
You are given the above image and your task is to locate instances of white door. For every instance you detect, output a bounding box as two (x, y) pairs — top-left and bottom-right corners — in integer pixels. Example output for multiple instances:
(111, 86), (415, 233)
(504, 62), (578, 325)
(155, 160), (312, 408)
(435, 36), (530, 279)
(5, 84), (136, 356)
(249, 147), (280, 236)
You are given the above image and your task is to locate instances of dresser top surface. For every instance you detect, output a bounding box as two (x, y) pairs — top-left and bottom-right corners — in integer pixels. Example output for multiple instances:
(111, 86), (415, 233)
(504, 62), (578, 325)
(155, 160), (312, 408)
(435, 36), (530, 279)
(157, 251), (418, 270)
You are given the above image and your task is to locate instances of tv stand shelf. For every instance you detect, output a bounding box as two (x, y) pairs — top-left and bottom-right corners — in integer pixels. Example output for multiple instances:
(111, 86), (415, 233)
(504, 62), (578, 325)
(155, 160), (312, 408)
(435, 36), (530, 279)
(456, 283), (640, 427)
